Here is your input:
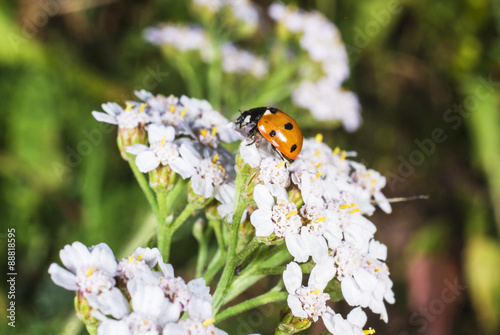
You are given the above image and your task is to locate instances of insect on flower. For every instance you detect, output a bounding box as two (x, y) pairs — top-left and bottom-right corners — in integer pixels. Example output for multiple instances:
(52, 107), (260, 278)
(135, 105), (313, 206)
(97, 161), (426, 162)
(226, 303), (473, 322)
(235, 107), (303, 163)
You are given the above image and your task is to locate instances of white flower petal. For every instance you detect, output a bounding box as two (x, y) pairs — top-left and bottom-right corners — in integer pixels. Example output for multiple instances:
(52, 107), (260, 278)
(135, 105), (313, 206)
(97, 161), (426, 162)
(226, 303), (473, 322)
(250, 209), (274, 237)
(253, 184), (274, 211)
(132, 285), (165, 317)
(353, 268), (377, 293)
(102, 102), (122, 116)
(191, 174), (214, 198)
(188, 297), (212, 321)
(160, 300), (181, 324)
(374, 191), (391, 213)
(285, 233), (310, 263)
(239, 140), (261, 168)
(309, 258), (336, 290)
(163, 323), (187, 335)
(283, 262), (302, 294)
(287, 295), (308, 318)
(179, 143), (202, 167)
(148, 124), (175, 143)
(92, 111), (118, 124)
(215, 183), (234, 204)
(89, 243), (117, 275)
(368, 240), (387, 261)
(341, 276), (365, 307)
(169, 157), (196, 179)
(48, 264), (78, 291)
(132, 247), (161, 268)
(126, 144), (149, 155)
(135, 151), (160, 173)
(97, 318), (131, 335)
(346, 307), (367, 328)
(159, 262), (175, 278)
(187, 278), (211, 300)
(87, 287), (129, 319)
(60, 241), (91, 273)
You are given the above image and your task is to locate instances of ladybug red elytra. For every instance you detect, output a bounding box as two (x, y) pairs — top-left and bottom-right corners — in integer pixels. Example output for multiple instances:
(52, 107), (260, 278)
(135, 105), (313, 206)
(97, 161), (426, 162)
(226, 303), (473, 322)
(235, 107), (303, 162)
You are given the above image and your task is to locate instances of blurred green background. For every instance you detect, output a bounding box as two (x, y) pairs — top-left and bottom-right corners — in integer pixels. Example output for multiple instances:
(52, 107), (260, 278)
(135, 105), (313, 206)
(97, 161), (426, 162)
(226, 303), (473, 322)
(1, 0), (499, 334)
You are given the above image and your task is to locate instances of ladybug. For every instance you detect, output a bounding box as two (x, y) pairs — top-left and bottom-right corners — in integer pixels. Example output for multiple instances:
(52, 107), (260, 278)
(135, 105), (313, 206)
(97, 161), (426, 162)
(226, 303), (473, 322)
(235, 107), (303, 163)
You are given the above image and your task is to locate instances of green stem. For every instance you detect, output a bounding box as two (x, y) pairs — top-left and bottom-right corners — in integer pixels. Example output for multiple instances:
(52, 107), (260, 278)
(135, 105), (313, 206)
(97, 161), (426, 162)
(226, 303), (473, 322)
(207, 54), (222, 109)
(210, 218), (226, 249)
(212, 200), (246, 313)
(212, 159), (252, 313)
(196, 224), (213, 278)
(215, 290), (287, 324)
(225, 246), (291, 303)
(163, 203), (196, 262)
(256, 263), (312, 276)
(255, 266), (287, 276)
(235, 237), (261, 265)
(172, 53), (203, 98)
(170, 203), (196, 231)
(156, 190), (169, 258)
(203, 249), (226, 284)
(128, 159), (159, 218)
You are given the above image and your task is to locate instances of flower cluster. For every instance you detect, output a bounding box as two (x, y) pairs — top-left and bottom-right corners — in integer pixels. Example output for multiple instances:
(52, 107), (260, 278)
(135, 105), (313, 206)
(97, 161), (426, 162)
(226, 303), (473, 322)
(242, 132), (394, 332)
(269, 3), (361, 131)
(144, 24), (214, 61)
(92, 91), (240, 214)
(221, 43), (268, 78)
(143, 1), (363, 131)
(49, 242), (226, 335)
(192, 0), (260, 29)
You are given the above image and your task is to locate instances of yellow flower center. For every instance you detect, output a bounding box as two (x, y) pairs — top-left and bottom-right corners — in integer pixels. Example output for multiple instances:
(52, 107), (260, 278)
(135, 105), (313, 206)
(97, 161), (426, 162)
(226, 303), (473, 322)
(363, 327), (376, 334)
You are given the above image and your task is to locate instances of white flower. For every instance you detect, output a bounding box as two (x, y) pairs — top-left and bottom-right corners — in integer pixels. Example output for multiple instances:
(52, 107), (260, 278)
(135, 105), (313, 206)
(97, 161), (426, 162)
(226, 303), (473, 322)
(126, 124), (191, 175)
(178, 143), (235, 204)
(258, 157), (291, 196)
(193, 0), (259, 28)
(48, 242), (129, 319)
(239, 137), (279, 168)
(292, 80), (361, 132)
(283, 261), (335, 321)
(175, 278), (227, 335)
(192, 0), (223, 12)
(192, 107), (241, 146)
(95, 285), (181, 335)
(350, 162), (391, 213)
(322, 307), (369, 335)
(250, 184), (300, 238)
(333, 242), (377, 310)
(117, 247), (162, 286)
(285, 225), (329, 263)
(144, 24), (213, 61)
(92, 102), (149, 129)
(221, 43), (268, 78)
(229, 0), (259, 27)
(268, 3), (286, 21)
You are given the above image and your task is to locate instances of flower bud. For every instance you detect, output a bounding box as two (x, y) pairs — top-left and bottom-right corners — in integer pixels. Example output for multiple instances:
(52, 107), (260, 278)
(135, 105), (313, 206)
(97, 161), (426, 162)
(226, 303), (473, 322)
(117, 126), (147, 160)
(188, 182), (214, 209)
(75, 292), (100, 335)
(149, 165), (176, 192)
(276, 306), (311, 334)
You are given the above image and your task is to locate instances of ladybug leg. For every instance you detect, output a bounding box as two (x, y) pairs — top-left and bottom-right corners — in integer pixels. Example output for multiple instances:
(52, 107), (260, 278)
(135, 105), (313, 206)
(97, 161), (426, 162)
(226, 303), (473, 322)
(246, 127), (258, 146)
(271, 146), (294, 164)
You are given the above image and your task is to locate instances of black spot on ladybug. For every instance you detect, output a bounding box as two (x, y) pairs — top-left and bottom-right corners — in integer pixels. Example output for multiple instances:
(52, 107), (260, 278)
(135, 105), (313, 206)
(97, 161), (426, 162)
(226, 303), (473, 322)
(269, 130), (276, 137)
(270, 108), (278, 114)
(290, 144), (297, 153)
(284, 122), (293, 130)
